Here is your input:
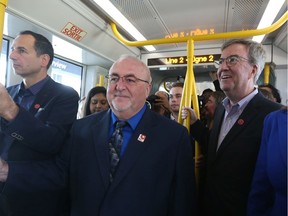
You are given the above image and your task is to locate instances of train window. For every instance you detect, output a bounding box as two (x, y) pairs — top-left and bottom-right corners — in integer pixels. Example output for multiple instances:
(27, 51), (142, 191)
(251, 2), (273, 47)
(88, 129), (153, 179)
(1, 38), (9, 85)
(51, 57), (83, 95)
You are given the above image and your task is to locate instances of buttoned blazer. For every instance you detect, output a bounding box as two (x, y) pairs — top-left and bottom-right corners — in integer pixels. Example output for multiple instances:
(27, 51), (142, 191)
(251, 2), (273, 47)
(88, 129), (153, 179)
(66, 108), (196, 216)
(0, 76), (79, 216)
(202, 93), (282, 216)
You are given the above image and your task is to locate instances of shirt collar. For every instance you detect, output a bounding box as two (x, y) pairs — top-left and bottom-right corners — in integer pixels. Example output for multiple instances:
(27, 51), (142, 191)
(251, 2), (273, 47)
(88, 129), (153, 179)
(18, 76), (49, 96)
(111, 104), (147, 130)
(170, 113), (176, 121)
(222, 88), (258, 113)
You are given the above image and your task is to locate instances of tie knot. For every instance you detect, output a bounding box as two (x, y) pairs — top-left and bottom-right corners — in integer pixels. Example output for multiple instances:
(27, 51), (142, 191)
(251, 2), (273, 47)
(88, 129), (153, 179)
(115, 121), (127, 130)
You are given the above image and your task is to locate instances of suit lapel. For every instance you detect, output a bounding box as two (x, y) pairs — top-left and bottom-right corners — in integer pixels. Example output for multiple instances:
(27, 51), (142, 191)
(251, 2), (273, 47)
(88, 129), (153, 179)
(216, 94), (261, 155)
(92, 111), (111, 189)
(208, 105), (225, 161)
(29, 77), (55, 116)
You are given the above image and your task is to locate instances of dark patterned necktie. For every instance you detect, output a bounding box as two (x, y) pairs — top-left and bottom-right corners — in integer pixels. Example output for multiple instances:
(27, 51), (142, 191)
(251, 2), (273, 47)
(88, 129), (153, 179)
(109, 121), (127, 182)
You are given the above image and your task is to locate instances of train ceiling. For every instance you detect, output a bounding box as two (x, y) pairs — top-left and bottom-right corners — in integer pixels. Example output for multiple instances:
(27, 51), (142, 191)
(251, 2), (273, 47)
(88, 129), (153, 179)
(4, 0), (287, 67)
(81, 0), (287, 53)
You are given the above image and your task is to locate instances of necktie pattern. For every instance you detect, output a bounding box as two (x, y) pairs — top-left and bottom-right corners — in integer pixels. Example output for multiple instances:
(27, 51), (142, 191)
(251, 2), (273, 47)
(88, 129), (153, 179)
(109, 121), (127, 182)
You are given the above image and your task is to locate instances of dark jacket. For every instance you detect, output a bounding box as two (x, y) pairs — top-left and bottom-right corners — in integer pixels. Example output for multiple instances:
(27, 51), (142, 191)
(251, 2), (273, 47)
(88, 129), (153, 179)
(192, 93), (282, 216)
(0, 76), (79, 216)
(8, 108), (197, 216)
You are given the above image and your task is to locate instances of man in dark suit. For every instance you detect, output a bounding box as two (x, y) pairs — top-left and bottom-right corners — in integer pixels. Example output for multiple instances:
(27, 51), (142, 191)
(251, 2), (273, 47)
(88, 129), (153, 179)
(182, 39), (282, 216)
(0, 31), (79, 215)
(0, 55), (197, 216)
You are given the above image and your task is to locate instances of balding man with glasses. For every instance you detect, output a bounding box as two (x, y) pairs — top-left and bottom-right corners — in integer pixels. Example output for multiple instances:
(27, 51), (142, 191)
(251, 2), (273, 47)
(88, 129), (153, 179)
(0, 55), (197, 216)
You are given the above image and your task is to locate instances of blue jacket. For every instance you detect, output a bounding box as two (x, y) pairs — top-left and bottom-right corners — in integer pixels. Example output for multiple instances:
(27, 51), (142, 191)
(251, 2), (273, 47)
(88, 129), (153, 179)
(247, 109), (287, 216)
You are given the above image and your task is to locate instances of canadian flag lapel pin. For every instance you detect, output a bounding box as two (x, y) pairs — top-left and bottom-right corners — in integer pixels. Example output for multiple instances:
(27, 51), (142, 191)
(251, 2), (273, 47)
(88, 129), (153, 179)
(137, 134), (146, 142)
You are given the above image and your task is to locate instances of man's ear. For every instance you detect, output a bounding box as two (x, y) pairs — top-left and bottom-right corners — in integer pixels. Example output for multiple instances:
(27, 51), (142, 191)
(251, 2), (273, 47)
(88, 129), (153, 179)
(250, 64), (258, 79)
(41, 54), (50, 68)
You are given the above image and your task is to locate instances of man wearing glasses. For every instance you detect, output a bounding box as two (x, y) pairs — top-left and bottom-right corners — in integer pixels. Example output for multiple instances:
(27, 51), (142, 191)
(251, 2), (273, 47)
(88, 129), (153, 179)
(182, 39), (282, 216)
(0, 55), (197, 215)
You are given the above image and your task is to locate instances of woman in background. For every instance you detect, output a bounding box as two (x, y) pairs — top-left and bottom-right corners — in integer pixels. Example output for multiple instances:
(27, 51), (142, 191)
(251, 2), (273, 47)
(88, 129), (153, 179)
(83, 86), (109, 117)
(247, 107), (287, 216)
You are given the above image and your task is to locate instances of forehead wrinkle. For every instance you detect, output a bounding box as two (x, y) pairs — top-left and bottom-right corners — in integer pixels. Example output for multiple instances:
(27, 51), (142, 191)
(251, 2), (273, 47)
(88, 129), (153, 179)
(109, 72), (135, 76)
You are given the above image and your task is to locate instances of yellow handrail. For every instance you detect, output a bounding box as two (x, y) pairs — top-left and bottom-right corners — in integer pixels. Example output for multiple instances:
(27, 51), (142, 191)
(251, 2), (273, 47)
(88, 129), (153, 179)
(111, 11), (287, 47)
(0, 0), (8, 51)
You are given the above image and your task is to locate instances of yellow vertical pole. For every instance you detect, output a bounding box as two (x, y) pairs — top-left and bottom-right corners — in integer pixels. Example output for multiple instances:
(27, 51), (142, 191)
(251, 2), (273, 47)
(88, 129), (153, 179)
(97, 74), (104, 86)
(0, 0), (7, 49)
(263, 63), (270, 84)
(180, 38), (201, 188)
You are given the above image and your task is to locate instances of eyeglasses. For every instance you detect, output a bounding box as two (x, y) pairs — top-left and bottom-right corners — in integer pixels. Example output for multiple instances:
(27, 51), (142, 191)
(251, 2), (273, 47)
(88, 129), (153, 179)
(214, 55), (250, 68)
(105, 74), (150, 86)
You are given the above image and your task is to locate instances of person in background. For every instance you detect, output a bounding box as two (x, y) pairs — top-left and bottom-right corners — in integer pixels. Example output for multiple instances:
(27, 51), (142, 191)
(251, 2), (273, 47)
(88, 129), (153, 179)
(258, 88), (275, 102)
(155, 90), (171, 117)
(198, 89), (213, 126)
(258, 83), (282, 103)
(202, 91), (226, 130)
(0, 55), (197, 216)
(0, 30), (79, 216)
(183, 90), (225, 151)
(146, 94), (161, 112)
(83, 86), (109, 117)
(247, 107), (287, 216)
(169, 82), (184, 121)
(147, 91), (171, 117)
(199, 72), (223, 125)
(208, 71), (222, 92)
(183, 90), (225, 201)
(182, 38), (282, 216)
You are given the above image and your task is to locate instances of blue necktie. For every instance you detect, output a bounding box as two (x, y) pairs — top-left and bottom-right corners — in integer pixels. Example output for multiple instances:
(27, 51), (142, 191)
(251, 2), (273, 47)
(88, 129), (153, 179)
(109, 121), (127, 182)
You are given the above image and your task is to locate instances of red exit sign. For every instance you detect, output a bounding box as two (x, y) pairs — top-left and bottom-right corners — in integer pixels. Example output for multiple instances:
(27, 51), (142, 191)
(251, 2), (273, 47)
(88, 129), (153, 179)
(61, 22), (87, 41)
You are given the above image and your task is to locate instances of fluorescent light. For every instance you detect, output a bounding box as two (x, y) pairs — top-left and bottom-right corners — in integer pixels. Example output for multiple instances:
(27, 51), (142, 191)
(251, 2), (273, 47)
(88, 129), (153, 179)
(252, 0), (285, 43)
(92, 0), (156, 52)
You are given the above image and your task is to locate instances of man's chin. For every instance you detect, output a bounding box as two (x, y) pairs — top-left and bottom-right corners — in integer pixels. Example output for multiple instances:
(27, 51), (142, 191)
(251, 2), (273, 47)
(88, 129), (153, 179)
(111, 102), (130, 112)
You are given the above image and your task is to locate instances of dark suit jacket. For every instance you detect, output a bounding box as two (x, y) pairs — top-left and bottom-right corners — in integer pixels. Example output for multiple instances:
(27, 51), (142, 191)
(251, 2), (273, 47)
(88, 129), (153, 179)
(0, 76), (79, 216)
(71, 108), (197, 216)
(8, 108), (197, 216)
(192, 93), (282, 216)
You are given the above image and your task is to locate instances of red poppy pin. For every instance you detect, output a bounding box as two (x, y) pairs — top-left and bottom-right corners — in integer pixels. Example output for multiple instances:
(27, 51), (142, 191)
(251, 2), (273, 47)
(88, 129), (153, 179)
(137, 134), (146, 142)
(34, 104), (41, 109)
(237, 119), (244, 125)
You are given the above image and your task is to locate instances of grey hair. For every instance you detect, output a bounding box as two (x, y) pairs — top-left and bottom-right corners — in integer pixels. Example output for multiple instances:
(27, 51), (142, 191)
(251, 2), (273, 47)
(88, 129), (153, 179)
(221, 39), (266, 83)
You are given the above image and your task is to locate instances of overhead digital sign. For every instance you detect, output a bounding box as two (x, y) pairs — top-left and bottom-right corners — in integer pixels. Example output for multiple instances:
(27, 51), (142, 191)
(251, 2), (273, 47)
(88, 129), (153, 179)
(147, 54), (221, 66)
(165, 28), (215, 39)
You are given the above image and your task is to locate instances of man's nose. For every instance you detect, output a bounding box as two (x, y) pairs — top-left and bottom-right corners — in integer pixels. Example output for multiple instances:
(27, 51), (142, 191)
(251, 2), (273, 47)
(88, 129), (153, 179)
(218, 60), (230, 70)
(9, 50), (17, 60)
(115, 78), (126, 89)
